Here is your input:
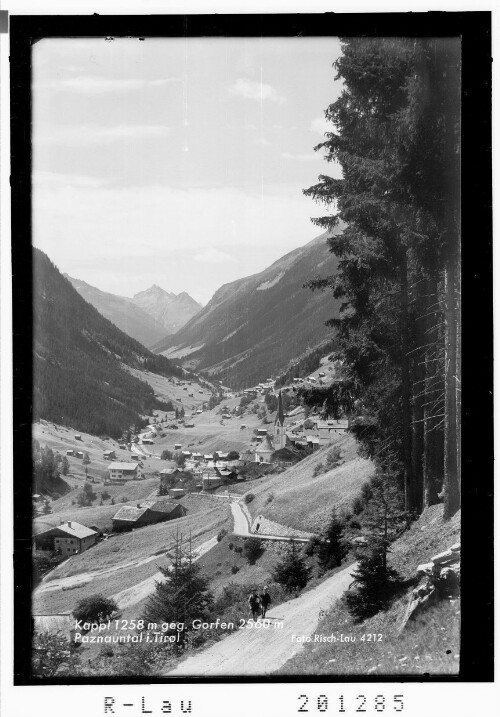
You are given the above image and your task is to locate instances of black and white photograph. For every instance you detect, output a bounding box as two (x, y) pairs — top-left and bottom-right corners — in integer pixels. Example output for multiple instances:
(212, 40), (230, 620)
(4, 7), (493, 706)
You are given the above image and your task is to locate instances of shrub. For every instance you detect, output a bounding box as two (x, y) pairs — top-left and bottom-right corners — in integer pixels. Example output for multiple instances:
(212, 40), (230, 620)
(231, 565), (240, 574)
(266, 492), (274, 504)
(325, 447), (342, 470)
(217, 528), (228, 542)
(304, 535), (320, 557)
(77, 483), (96, 507)
(234, 545), (243, 554)
(101, 490), (111, 501)
(317, 509), (349, 573)
(312, 462), (324, 477)
(272, 541), (311, 592)
(303, 418), (315, 430)
(73, 594), (118, 624)
(228, 542), (234, 550)
(360, 481), (373, 504)
(350, 519), (361, 529)
(32, 632), (80, 678)
(352, 496), (364, 515)
(243, 537), (264, 564)
(244, 493), (255, 504)
(344, 547), (401, 621)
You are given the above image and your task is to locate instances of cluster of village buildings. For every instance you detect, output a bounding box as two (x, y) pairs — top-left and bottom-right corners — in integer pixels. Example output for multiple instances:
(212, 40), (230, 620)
(34, 370), (349, 562)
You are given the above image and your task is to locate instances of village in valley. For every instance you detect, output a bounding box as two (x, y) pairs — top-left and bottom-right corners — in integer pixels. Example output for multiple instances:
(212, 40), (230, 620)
(33, 353), (351, 573)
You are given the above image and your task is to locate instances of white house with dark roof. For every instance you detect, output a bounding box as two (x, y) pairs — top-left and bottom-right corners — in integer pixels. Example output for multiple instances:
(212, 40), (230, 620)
(107, 461), (142, 481)
(34, 521), (97, 554)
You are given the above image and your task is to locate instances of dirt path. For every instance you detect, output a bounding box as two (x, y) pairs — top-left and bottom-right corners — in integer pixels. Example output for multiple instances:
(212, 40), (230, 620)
(111, 535), (218, 610)
(167, 562), (357, 676)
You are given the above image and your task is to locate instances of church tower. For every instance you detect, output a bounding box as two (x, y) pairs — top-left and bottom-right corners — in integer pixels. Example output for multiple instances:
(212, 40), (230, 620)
(274, 390), (286, 450)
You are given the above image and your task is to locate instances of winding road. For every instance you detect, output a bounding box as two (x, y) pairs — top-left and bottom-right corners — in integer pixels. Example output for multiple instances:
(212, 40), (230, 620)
(230, 500), (310, 543)
(167, 561), (357, 676)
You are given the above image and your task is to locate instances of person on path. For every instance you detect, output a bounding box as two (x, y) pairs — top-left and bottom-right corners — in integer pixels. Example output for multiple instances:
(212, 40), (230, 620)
(260, 586), (271, 618)
(248, 591), (260, 620)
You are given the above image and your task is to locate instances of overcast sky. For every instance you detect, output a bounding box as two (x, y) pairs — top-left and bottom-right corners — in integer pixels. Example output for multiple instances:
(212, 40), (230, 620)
(32, 37), (342, 304)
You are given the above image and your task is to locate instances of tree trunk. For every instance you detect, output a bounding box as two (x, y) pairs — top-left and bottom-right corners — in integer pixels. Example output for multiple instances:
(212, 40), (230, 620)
(456, 257), (461, 496)
(442, 38), (461, 521)
(423, 277), (442, 507)
(443, 255), (460, 519)
(400, 251), (415, 513)
(411, 277), (425, 514)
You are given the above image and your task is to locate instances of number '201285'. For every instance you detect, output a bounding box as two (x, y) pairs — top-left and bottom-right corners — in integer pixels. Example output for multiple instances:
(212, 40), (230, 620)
(298, 694), (404, 713)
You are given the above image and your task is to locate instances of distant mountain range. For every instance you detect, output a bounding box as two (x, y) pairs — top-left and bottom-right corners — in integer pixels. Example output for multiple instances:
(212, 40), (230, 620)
(35, 250), (182, 438)
(152, 229), (342, 389)
(65, 278), (202, 347)
(133, 285), (202, 336)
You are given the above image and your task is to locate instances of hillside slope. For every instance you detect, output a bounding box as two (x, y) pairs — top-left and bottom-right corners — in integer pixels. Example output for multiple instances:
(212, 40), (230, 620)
(33, 249), (182, 438)
(246, 433), (375, 533)
(278, 504), (460, 676)
(65, 275), (166, 348)
(152, 229), (343, 388)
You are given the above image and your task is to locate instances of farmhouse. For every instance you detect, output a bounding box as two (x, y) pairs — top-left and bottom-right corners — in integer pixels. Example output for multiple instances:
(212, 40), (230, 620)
(107, 461), (142, 481)
(202, 475), (223, 491)
(169, 488), (186, 499)
(271, 446), (303, 468)
(112, 500), (186, 531)
(217, 467), (237, 482)
(34, 521), (97, 554)
(314, 419), (349, 441)
(103, 450), (116, 460)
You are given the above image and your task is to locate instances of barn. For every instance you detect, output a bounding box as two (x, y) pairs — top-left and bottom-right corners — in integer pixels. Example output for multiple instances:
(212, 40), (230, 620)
(112, 500), (187, 532)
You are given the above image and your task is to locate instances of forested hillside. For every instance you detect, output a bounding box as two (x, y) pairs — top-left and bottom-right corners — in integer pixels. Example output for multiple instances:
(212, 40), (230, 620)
(33, 249), (182, 438)
(65, 275), (167, 348)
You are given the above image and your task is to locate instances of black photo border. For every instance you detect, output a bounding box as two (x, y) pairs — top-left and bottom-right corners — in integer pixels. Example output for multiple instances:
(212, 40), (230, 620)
(11, 11), (493, 686)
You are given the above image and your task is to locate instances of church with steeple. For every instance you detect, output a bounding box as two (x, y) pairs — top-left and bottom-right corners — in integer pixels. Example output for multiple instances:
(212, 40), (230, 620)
(274, 389), (287, 450)
(254, 390), (295, 463)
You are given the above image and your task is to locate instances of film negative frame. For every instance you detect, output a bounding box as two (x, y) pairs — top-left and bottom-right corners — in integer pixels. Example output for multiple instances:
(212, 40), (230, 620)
(9, 10), (492, 687)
